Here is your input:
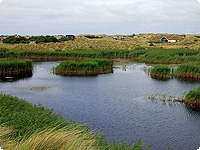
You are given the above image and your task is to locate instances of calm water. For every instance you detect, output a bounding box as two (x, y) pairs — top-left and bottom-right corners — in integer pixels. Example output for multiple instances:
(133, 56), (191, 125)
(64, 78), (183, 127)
(1, 61), (200, 150)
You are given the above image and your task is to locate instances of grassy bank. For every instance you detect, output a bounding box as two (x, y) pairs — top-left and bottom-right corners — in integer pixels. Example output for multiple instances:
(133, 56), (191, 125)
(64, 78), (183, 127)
(0, 94), (150, 150)
(3, 47), (200, 64)
(0, 58), (33, 76)
(135, 48), (200, 64)
(1, 49), (135, 61)
(175, 62), (200, 79)
(149, 62), (200, 80)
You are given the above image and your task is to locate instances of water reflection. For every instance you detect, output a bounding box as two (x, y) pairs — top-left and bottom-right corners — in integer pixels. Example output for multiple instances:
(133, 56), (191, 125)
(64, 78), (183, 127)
(0, 71), (33, 82)
(175, 77), (200, 83)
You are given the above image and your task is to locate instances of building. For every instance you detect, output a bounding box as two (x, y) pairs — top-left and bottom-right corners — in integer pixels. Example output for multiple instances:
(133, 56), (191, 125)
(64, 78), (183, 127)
(113, 37), (123, 40)
(25, 35), (31, 39)
(28, 40), (38, 44)
(55, 35), (65, 40)
(66, 35), (76, 39)
(0, 35), (8, 40)
(160, 36), (168, 42)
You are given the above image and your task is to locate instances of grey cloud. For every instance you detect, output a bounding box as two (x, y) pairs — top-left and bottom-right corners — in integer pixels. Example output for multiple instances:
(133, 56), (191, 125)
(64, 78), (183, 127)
(0, 0), (200, 35)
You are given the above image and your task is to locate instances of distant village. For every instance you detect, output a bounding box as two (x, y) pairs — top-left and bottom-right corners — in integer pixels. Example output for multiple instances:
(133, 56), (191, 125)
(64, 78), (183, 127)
(0, 33), (199, 44)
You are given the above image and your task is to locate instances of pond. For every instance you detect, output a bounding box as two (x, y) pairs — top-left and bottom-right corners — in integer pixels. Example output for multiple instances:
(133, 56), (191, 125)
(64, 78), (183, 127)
(1, 61), (200, 150)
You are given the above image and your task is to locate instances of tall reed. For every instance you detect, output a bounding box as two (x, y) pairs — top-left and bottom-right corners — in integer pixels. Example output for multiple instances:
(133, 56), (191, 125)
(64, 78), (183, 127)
(150, 65), (171, 79)
(0, 58), (33, 72)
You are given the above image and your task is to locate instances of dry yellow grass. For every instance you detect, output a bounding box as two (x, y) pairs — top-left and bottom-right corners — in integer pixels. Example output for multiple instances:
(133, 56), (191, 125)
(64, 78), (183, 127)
(0, 36), (148, 51)
(1, 34), (200, 51)
(0, 125), (97, 150)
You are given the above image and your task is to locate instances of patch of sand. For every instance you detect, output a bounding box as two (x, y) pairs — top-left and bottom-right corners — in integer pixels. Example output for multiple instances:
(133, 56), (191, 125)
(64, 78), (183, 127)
(26, 86), (51, 92)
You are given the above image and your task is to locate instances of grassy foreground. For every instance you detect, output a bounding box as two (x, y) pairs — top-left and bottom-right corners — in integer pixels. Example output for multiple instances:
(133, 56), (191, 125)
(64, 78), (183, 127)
(0, 94), (151, 150)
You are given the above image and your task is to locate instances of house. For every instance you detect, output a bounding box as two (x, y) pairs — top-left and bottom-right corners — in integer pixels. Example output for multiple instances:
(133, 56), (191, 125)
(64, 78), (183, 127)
(25, 35), (31, 39)
(66, 35), (76, 39)
(28, 40), (38, 44)
(0, 35), (8, 40)
(160, 36), (168, 42)
(55, 35), (65, 40)
(113, 37), (123, 40)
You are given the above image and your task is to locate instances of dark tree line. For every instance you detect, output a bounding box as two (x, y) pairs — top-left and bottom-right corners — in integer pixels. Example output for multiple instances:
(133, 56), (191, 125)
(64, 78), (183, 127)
(2, 36), (73, 44)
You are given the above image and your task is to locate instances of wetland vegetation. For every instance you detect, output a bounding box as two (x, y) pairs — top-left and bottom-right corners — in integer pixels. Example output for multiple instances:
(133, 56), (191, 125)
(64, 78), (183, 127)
(0, 58), (33, 76)
(1, 34), (200, 149)
(150, 65), (171, 79)
(185, 87), (200, 108)
(54, 58), (113, 76)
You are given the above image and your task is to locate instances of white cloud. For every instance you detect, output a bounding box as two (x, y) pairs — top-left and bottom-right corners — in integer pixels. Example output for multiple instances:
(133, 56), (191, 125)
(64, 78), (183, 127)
(0, 0), (200, 35)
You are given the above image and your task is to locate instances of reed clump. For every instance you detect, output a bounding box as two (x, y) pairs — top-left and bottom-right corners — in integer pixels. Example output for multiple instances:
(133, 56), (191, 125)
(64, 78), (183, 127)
(0, 58), (33, 76)
(150, 65), (171, 79)
(184, 86), (200, 108)
(54, 58), (114, 76)
(175, 62), (200, 79)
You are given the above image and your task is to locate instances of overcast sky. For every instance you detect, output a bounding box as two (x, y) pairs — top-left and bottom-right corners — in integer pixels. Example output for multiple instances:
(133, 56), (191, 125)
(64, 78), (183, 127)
(0, 0), (200, 35)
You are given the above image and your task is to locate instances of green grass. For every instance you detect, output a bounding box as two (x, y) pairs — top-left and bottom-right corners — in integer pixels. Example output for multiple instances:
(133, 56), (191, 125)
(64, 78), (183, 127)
(175, 62), (200, 79)
(0, 94), (151, 150)
(54, 58), (114, 75)
(0, 58), (33, 72)
(3, 49), (133, 59)
(150, 65), (171, 75)
(55, 59), (100, 71)
(150, 65), (171, 79)
(185, 87), (200, 107)
(176, 62), (200, 74)
(136, 48), (200, 64)
(4, 47), (200, 64)
(55, 58), (113, 71)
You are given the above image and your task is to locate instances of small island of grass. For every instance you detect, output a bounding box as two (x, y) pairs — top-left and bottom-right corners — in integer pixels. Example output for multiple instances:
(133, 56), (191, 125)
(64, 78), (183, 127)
(184, 86), (200, 108)
(150, 65), (171, 79)
(54, 58), (114, 76)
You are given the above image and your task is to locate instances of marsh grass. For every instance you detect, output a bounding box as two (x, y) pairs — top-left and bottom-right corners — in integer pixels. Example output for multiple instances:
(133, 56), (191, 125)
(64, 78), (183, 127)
(147, 93), (186, 103)
(149, 65), (172, 79)
(175, 62), (200, 79)
(54, 58), (114, 76)
(185, 87), (200, 108)
(0, 58), (33, 72)
(1, 126), (96, 150)
(136, 48), (200, 64)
